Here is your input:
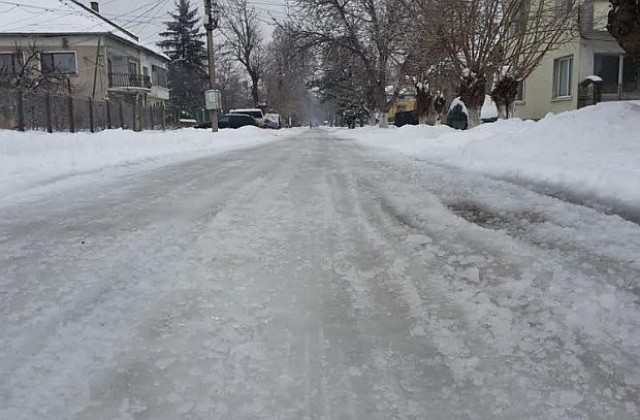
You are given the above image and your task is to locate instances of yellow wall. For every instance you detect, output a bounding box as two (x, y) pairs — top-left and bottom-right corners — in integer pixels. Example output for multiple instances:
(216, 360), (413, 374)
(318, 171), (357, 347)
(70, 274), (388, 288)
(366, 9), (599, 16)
(514, 40), (581, 120)
(387, 98), (416, 121)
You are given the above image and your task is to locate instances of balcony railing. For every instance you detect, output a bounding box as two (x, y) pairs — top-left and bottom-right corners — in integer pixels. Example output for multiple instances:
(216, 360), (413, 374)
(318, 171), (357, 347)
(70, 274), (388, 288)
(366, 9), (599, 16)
(108, 72), (152, 90)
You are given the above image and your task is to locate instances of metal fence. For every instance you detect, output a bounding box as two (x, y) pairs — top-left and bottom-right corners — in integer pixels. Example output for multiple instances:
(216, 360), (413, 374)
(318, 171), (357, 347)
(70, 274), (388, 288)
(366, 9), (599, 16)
(0, 88), (166, 133)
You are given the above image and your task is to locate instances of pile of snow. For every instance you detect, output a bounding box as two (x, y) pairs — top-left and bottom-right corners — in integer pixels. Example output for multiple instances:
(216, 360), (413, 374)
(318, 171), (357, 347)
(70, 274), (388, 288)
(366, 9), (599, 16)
(0, 127), (297, 200)
(343, 101), (640, 211)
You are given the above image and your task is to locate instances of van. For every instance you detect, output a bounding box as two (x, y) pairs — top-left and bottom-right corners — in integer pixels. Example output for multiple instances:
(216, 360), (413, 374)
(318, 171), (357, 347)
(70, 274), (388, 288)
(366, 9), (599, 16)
(229, 108), (265, 127)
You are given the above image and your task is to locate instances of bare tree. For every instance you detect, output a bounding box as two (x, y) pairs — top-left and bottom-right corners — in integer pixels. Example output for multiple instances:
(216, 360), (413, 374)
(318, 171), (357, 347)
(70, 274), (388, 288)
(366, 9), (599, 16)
(421, 0), (578, 125)
(221, 0), (266, 106)
(215, 45), (248, 111)
(282, 0), (411, 127)
(402, 30), (456, 124)
(264, 27), (313, 123)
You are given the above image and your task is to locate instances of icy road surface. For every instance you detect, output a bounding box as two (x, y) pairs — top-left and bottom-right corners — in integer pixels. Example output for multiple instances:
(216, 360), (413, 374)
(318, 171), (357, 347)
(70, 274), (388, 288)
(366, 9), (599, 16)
(1, 129), (639, 419)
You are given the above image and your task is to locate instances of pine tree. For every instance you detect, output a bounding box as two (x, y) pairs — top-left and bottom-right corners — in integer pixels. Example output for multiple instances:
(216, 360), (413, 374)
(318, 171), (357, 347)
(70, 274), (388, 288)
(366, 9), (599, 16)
(158, 0), (207, 113)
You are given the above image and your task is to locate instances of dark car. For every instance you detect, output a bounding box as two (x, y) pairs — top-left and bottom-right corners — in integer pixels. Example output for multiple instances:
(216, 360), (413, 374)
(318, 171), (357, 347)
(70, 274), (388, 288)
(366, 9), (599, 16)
(394, 111), (418, 127)
(194, 114), (258, 129)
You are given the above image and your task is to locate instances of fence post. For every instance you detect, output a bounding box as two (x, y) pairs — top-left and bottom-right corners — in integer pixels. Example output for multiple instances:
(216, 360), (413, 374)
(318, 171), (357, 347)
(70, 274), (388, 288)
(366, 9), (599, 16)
(160, 103), (165, 130)
(16, 90), (25, 132)
(106, 99), (112, 129)
(67, 95), (75, 133)
(88, 98), (95, 133)
(45, 93), (53, 133)
(132, 99), (138, 131)
(119, 101), (124, 129)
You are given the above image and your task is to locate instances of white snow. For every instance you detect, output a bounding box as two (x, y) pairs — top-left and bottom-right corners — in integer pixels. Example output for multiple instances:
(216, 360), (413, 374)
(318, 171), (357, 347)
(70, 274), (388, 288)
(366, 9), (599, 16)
(481, 95), (499, 119)
(340, 101), (640, 211)
(1, 127), (639, 419)
(0, 127), (298, 202)
(448, 95), (498, 120)
(585, 75), (604, 83)
(449, 97), (469, 116)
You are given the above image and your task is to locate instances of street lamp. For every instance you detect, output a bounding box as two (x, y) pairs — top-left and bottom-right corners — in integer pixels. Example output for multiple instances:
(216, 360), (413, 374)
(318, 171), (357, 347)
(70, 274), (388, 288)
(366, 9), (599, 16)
(204, 0), (221, 133)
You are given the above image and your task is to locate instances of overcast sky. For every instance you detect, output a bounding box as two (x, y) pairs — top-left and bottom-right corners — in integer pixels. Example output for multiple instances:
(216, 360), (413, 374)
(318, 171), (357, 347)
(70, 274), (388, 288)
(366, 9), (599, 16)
(90, 0), (287, 46)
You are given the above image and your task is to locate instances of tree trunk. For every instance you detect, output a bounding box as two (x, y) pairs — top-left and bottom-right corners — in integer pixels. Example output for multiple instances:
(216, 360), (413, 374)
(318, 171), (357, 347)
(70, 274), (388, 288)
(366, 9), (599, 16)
(250, 74), (260, 106)
(379, 112), (389, 128)
(467, 106), (481, 128)
(491, 77), (518, 120)
(416, 86), (433, 125)
(459, 71), (486, 128)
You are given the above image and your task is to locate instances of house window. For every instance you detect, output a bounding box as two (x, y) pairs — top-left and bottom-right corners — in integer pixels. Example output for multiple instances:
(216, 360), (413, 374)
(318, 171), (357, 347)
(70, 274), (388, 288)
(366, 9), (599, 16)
(128, 61), (139, 75)
(0, 52), (23, 74)
(515, 80), (525, 101)
(553, 56), (573, 98)
(594, 54), (620, 93)
(152, 65), (168, 88)
(594, 54), (640, 94)
(41, 52), (76, 74)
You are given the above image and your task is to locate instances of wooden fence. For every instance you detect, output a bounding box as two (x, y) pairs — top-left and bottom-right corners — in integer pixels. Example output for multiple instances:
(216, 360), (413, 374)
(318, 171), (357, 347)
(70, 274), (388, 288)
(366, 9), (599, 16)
(0, 89), (167, 133)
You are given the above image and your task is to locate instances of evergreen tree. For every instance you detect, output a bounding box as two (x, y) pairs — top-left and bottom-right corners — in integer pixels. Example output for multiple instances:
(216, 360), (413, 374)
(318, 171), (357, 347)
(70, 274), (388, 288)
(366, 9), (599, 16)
(158, 0), (207, 112)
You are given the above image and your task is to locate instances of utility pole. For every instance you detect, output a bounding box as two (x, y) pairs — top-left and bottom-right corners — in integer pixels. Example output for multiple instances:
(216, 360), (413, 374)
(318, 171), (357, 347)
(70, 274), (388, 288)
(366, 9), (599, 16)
(204, 0), (221, 132)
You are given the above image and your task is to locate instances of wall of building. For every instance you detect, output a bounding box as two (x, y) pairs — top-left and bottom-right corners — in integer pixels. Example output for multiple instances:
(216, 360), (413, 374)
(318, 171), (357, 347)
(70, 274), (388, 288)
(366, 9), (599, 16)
(514, 40), (581, 120)
(0, 34), (169, 102)
(387, 98), (416, 121)
(0, 35), (108, 99)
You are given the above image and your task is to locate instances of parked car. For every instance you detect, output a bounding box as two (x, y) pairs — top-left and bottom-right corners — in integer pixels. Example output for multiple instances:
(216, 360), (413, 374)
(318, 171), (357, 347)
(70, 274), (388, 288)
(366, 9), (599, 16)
(264, 118), (280, 129)
(194, 114), (258, 129)
(229, 108), (265, 127)
(394, 111), (418, 127)
(264, 113), (281, 129)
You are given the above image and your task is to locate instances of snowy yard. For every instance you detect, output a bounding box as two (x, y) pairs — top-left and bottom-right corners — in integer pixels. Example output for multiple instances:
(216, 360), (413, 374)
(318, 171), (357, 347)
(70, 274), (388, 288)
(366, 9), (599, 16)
(1, 106), (639, 419)
(342, 101), (640, 220)
(0, 126), (302, 203)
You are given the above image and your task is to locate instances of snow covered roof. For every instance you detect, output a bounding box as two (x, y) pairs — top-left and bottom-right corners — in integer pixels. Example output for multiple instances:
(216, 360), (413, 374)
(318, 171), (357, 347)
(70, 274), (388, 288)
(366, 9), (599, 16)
(0, 0), (167, 61)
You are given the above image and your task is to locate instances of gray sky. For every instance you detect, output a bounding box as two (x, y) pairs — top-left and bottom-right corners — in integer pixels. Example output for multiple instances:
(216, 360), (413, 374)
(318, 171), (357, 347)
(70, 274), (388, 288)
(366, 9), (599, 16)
(90, 0), (288, 46)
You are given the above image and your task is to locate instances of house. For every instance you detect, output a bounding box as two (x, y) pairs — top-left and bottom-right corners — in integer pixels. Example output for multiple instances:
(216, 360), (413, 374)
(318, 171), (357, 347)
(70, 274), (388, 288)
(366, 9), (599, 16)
(0, 0), (169, 105)
(515, 0), (640, 120)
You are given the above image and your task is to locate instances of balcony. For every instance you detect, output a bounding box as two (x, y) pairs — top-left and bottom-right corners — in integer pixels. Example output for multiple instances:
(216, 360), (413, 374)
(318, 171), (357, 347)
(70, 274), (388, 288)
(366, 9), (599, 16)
(108, 72), (152, 91)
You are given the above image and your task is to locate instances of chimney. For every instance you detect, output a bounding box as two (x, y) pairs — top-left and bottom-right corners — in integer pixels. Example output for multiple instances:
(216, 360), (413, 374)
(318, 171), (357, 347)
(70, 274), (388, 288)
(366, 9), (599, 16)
(90, 2), (99, 13)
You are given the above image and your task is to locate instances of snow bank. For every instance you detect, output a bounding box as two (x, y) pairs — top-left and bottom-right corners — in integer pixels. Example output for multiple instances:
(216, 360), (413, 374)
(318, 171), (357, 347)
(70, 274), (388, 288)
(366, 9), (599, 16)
(0, 127), (297, 199)
(344, 101), (640, 211)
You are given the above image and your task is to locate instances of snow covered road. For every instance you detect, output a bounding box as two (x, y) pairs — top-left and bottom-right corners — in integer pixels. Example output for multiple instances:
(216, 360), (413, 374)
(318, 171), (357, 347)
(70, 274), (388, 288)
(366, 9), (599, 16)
(1, 129), (639, 419)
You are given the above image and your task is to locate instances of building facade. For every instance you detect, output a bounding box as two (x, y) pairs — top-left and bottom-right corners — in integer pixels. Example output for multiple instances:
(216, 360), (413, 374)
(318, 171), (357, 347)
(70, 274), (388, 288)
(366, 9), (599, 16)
(515, 0), (639, 120)
(0, 1), (169, 105)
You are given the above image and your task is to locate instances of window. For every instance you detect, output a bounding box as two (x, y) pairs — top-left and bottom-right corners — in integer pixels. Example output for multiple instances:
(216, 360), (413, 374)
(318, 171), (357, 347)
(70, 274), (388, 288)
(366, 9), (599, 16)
(515, 80), (525, 101)
(128, 61), (139, 75)
(0, 52), (23, 74)
(41, 52), (76, 74)
(553, 56), (573, 98)
(594, 54), (640, 94)
(142, 66), (149, 76)
(594, 54), (620, 93)
(152, 65), (168, 88)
